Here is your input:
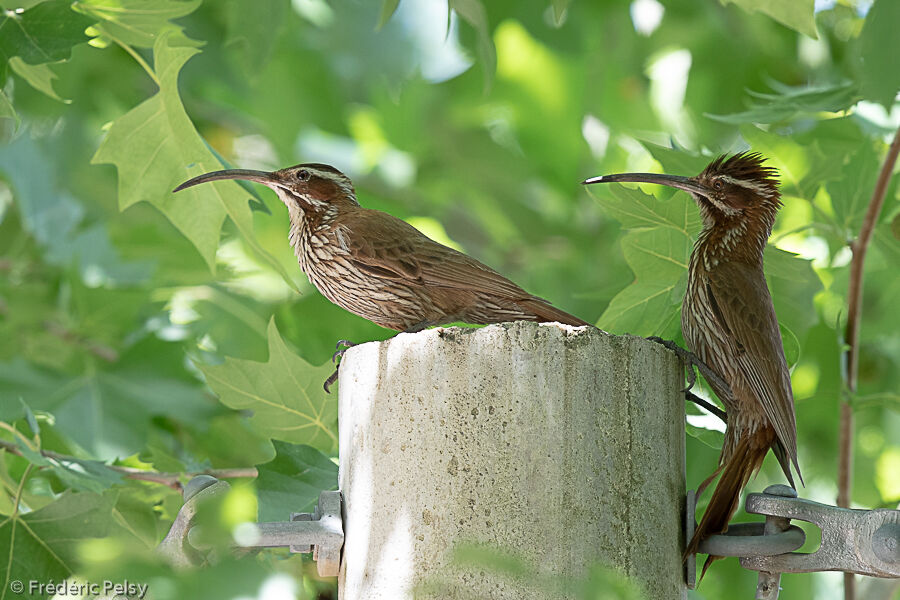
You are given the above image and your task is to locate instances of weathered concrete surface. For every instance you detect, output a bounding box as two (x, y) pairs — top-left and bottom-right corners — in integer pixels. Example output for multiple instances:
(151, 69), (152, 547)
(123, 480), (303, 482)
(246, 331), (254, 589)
(337, 321), (685, 600)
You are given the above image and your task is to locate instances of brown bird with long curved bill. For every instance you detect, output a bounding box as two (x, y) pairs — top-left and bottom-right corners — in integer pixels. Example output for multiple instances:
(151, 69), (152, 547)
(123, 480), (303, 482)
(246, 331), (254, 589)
(583, 152), (802, 575)
(175, 164), (590, 389)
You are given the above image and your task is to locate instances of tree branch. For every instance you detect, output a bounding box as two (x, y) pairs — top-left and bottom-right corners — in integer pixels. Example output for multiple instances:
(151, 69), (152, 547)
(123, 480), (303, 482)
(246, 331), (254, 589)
(44, 320), (120, 363)
(839, 124), (900, 600)
(0, 439), (258, 491)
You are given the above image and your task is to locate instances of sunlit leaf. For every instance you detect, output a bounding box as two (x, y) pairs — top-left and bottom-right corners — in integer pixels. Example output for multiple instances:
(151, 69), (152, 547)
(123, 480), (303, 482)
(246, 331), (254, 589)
(74, 0), (201, 48)
(719, 0), (816, 39)
(739, 125), (810, 197)
(198, 318), (338, 453)
(588, 183), (698, 336)
(92, 29), (296, 287)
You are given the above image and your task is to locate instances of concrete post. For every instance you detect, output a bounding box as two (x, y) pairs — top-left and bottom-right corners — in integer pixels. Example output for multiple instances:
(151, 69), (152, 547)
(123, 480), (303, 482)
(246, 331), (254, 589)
(337, 321), (685, 599)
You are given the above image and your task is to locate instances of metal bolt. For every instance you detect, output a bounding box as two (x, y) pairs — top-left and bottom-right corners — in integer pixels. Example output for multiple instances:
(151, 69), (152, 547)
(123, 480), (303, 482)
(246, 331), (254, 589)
(184, 475), (219, 501)
(755, 485), (798, 600)
(872, 523), (900, 565)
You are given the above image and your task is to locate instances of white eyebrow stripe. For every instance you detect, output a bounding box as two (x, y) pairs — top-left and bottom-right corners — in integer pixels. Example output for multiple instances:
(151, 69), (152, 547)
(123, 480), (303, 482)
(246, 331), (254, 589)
(718, 174), (775, 198)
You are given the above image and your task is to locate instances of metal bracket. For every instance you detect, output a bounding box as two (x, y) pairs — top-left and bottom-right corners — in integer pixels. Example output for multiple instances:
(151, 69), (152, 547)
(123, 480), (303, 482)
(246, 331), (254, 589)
(157, 476), (344, 577)
(740, 489), (900, 579)
(685, 483), (900, 596)
(250, 490), (344, 577)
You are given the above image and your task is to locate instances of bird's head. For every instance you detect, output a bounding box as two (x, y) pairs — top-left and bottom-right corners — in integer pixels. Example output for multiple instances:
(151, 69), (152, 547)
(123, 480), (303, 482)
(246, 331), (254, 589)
(583, 152), (782, 231)
(174, 163), (359, 216)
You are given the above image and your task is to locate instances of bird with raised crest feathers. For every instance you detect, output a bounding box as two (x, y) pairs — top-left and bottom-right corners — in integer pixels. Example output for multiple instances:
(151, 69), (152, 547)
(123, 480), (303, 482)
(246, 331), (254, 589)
(174, 163), (590, 335)
(583, 152), (802, 576)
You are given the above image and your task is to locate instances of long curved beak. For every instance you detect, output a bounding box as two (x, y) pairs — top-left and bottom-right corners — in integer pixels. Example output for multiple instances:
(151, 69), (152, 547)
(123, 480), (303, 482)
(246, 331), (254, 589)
(173, 169), (283, 193)
(582, 172), (710, 198)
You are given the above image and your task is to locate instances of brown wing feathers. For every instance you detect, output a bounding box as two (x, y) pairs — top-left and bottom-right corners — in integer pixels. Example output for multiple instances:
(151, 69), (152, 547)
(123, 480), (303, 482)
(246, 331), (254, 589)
(342, 208), (589, 327)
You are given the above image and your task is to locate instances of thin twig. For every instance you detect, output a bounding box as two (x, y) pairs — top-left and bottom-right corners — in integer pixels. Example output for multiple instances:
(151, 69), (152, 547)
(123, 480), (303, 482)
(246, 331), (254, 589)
(839, 124), (900, 600)
(44, 320), (120, 363)
(112, 38), (160, 87)
(0, 439), (258, 491)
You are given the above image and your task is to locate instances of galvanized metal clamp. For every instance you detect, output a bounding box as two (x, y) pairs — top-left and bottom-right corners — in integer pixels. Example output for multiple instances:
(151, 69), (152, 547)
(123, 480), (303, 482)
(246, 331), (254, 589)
(686, 484), (900, 598)
(157, 475), (344, 577)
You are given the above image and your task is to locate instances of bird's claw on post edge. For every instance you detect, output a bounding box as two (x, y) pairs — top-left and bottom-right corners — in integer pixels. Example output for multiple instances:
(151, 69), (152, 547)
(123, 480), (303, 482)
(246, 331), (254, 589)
(646, 336), (729, 424)
(324, 341), (356, 394)
(332, 340), (354, 364)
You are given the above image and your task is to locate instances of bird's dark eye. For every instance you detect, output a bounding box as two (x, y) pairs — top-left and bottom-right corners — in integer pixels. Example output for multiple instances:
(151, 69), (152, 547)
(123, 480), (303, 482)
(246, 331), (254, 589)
(296, 169), (311, 182)
(713, 179), (724, 191)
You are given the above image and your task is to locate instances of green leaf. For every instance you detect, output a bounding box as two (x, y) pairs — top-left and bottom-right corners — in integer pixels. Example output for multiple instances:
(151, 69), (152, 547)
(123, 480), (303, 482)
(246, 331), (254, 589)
(0, 1), (95, 68)
(92, 29), (296, 287)
(450, 0), (496, 90)
(706, 81), (858, 125)
(588, 183), (699, 336)
(19, 398), (38, 436)
(779, 323), (800, 368)
(719, 0), (817, 39)
(764, 246), (821, 343)
(377, 0), (401, 30)
(826, 141), (879, 236)
(9, 57), (68, 102)
(0, 134), (153, 285)
(857, 0), (900, 109)
(256, 441), (337, 521)
(198, 318), (338, 453)
(0, 337), (219, 460)
(0, 491), (117, 594)
(224, 0), (287, 78)
(686, 422), (725, 449)
(739, 125), (811, 197)
(74, 0), (201, 48)
(550, 0), (570, 26)
(14, 441), (125, 492)
(642, 144), (711, 176)
(0, 88), (15, 122)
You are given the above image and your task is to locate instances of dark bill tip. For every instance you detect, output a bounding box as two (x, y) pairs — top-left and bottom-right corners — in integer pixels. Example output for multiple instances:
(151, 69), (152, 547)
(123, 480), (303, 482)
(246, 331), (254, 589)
(173, 168), (276, 193)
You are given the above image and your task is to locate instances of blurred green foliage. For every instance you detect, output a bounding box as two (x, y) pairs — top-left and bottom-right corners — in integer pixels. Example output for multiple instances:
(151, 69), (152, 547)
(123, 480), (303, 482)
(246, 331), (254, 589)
(0, 0), (898, 598)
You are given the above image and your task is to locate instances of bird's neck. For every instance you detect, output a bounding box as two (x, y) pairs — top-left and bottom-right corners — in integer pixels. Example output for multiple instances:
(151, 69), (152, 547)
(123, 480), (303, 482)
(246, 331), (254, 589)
(288, 205), (341, 271)
(694, 215), (769, 270)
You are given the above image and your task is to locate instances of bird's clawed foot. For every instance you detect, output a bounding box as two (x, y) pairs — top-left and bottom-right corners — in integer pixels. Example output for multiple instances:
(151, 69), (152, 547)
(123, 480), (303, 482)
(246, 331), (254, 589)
(646, 336), (728, 424)
(324, 340), (356, 394)
(332, 340), (355, 363)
